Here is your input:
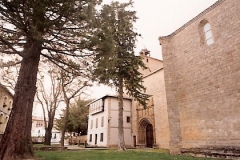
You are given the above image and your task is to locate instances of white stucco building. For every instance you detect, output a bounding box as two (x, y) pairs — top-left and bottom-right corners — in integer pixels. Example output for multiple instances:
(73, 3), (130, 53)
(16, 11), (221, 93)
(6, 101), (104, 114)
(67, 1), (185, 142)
(0, 84), (13, 139)
(31, 116), (45, 138)
(87, 95), (133, 148)
(31, 115), (61, 144)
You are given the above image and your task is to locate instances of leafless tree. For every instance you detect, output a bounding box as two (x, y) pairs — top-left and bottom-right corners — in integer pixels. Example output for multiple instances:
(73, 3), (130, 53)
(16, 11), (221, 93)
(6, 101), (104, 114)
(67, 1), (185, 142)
(59, 70), (91, 146)
(0, 57), (20, 92)
(36, 62), (62, 145)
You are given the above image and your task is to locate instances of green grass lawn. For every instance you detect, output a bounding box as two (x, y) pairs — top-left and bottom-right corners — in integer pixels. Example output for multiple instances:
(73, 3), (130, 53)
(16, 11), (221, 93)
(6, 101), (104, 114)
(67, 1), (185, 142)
(36, 149), (215, 160)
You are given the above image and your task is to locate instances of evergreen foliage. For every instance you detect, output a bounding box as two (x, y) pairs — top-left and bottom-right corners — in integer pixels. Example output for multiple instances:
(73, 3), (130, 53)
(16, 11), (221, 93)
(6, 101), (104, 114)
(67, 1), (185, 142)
(0, 0), (101, 74)
(93, 1), (150, 108)
(92, 0), (150, 150)
(56, 98), (91, 135)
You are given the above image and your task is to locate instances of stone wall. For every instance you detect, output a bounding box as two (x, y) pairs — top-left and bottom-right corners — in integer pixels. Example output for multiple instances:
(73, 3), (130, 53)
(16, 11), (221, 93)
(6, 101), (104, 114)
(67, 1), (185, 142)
(159, 0), (240, 154)
(138, 52), (164, 77)
(132, 54), (170, 149)
(143, 69), (170, 149)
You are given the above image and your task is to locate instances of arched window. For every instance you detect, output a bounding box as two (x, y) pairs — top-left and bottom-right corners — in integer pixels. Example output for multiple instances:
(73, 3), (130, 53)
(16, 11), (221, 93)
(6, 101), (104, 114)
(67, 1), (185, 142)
(199, 20), (214, 46)
(203, 23), (214, 45)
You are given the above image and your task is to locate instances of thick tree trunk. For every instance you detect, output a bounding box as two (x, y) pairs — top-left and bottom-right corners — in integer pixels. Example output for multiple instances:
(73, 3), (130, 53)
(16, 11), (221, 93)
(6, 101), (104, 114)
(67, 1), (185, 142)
(60, 100), (70, 146)
(118, 76), (126, 151)
(0, 52), (40, 160)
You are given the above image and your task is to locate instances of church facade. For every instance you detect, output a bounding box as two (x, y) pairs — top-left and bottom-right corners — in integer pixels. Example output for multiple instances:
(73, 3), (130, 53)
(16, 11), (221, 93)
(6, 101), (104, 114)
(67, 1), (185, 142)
(159, 0), (240, 157)
(131, 49), (170, 149)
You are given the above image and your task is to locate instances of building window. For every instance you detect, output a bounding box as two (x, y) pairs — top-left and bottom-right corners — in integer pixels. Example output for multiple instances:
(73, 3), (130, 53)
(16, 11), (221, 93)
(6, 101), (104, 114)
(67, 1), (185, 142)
(100, 133), (103, 142)
(3, 97), (7, 108)
(126, 116), (131, 123)
(96, 118), (98, 128)
(95, 134), (98, 145)
(203, 23), (214, 45)
(91, 120), (93, 129)
(89, 134), (92, 142)
(101, 116), (104, 127)
(38, 130), (41, 137)
(199, 20), (214, 46)
(8, 101), (12, 110)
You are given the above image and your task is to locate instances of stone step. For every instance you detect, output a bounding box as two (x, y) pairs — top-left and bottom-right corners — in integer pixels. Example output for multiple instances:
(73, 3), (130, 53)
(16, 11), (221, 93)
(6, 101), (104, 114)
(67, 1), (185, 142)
(181, 147), (240, 159)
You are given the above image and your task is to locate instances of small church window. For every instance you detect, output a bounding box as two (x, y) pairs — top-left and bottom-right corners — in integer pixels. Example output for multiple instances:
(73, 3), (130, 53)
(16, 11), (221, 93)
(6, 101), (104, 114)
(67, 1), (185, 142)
(199, 20), (214, 46)
(203, 23), (214, 45)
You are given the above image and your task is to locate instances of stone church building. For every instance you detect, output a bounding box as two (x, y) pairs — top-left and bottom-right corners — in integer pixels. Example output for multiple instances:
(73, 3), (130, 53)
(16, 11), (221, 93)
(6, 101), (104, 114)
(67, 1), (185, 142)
(159, 0), (240, 157)
(86, 0), (239, 157)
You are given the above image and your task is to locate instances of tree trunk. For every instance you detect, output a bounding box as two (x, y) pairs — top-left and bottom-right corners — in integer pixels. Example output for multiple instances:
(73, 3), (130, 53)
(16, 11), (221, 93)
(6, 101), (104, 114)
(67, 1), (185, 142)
(60, 100), (70, 146)
(118, 76), (126, 151)
(0, 52), (40, 160)
(44, 114), (54, 145)
(44, 127), (52, 145)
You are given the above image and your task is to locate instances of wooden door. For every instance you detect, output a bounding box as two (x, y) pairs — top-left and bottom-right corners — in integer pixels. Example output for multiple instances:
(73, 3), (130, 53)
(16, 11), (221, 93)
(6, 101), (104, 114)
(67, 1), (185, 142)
(146, 124), (153, 148)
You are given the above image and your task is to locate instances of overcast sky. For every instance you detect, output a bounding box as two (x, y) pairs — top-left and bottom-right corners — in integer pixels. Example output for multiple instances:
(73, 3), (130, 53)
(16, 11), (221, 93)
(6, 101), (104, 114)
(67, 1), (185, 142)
(103, 0), (218, 60)
(34, 0), (219, 115)
(87, 0), (218, 99)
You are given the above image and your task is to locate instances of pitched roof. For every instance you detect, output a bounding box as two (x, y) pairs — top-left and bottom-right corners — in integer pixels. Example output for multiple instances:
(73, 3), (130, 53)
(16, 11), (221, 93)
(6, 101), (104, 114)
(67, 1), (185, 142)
(143, 67), (163, 79)
(87, 94), (132, 106)
(0, 83), (14, 97)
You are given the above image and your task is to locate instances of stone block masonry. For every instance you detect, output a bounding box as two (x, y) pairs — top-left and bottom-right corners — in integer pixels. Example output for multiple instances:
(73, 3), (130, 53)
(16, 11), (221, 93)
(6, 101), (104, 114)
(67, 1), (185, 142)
(159, 0), (240, 157)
